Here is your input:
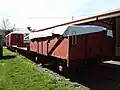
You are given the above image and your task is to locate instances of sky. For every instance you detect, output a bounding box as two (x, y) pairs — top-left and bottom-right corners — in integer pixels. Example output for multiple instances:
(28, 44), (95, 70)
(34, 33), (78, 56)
(0, 0), (120, 30)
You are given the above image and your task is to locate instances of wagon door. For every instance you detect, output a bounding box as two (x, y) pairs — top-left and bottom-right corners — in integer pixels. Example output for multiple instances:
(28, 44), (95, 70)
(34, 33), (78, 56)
(86, 32), (102, 59)
(19, 34), (24, 44)
(69, 33), (86, 61)
(14, 34), (19, 44)
(102, 36), (114, 59)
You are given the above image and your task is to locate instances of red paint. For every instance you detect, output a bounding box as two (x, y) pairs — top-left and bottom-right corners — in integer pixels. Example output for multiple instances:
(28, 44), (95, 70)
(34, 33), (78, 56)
(38, 41), (43, 54)
(86, 32), (104, 58)
(6, 33), (24, 47)
(48, 37), (58, 53)
(69, 31), (114, 61)
(69, 35), (86, 60)
(30, 41), (34, 52)
(51, 37), (68, 59)
(102, 36), (114, 59)
(33, 41), (39, 53)
(43, 40), (48, 55)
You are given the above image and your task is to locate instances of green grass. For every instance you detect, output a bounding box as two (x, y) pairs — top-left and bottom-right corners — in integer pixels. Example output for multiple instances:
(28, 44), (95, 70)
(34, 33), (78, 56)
(0, 49), (75, 90)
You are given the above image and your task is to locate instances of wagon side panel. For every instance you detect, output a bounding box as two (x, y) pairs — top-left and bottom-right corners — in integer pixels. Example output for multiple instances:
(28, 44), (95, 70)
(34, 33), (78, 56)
(69, 35), (86, 61)
(86, 32), (104, 59)
(48, 37), (58, 53)
(11, 34), (24, 46)
(30, 41), (34, 52)
(34, 41), (39, 53)
(6, 35), (9, 47)
(102, 36), (114, 60)
(38, 41), (43, 54)
(9, 34), (11, 46)
(43, 40), (48, 55)
(51, 37), (68, 60)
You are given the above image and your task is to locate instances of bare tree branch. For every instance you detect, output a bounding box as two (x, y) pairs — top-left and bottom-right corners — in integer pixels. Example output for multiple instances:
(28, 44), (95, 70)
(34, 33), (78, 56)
(0, 18), (15, 31)
(0, 18), (16, 36)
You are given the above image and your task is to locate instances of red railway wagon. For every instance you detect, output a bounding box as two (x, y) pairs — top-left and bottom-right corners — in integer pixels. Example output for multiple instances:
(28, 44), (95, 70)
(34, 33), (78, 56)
(5, 31), (30, 48)
(29, 25), (114, 70)
(5, 32), (24, 47)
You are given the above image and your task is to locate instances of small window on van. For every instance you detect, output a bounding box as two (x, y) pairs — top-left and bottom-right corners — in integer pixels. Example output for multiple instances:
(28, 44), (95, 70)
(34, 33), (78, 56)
(107, 30), (113, 37)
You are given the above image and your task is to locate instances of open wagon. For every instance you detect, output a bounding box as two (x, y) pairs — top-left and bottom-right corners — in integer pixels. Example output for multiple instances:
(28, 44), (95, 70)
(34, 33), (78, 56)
(29, 25), (114, 71)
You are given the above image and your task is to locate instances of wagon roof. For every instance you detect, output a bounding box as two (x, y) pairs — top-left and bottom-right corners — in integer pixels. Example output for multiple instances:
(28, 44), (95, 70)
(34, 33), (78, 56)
(6, 30), (30, 37)
(29, 25), (107, 39)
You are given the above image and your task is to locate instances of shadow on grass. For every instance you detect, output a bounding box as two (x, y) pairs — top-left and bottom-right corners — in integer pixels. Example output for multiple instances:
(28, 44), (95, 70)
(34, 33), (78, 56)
(0, 55), (16, 60)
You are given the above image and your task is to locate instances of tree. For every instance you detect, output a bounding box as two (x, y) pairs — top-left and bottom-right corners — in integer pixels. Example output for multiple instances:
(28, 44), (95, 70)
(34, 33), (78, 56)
(0, 18), (16, 35)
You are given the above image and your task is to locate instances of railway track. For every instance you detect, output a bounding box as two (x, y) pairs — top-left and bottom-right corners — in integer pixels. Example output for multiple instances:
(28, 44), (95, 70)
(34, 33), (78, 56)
(26, 52), (120, 90)
(35, 58), (120, 90)
(62, 61), (120, 90)
(8, 47), (120, 90)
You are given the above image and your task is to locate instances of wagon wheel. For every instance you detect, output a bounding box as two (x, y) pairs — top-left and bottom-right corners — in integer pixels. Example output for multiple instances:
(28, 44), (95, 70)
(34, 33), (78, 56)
(36, 56), (45, 67)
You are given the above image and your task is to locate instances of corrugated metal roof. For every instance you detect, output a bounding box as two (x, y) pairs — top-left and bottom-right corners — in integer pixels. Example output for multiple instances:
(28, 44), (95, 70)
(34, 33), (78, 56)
(29, 25), (107, 39)
(5, 31), (23, 37)
(35, 8), (120, 32)
(67, 25), (104, 36)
